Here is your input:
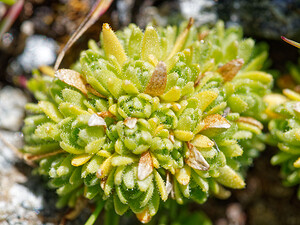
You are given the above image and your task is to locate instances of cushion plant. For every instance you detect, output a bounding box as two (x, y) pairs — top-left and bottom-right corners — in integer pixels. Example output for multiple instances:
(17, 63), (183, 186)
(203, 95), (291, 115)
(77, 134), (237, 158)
(266, 89), (300, 199)
(22, 20), (272, 223)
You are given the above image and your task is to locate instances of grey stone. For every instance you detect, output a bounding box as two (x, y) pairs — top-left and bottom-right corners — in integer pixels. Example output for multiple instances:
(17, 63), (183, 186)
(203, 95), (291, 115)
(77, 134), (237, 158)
(17, 35), (58, 73)
(0, 86), (28, 131)
(0, 130), (50, 225)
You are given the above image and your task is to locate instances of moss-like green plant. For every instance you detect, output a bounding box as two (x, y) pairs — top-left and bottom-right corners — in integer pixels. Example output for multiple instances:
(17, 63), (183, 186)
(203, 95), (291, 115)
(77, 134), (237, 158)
(266, 89), (300, 198)
(22, 20), (272, 223)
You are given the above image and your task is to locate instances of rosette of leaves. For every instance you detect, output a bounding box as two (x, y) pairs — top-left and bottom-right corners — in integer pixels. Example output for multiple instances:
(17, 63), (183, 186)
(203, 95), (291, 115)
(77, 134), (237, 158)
(266, 89), (300, 198)
(196, 21), (272, 121)
(22, 20), (272, 223)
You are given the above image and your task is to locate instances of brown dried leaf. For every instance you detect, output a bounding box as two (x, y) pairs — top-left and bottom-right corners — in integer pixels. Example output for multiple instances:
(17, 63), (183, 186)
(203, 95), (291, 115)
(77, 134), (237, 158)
(202, 114), (231, 130)
(138, 151), (153, 180)
(295, 85), (300, 93)
(124, 117), (138, 129)
(166, 172), (174, 197)
(185, 143), (210, 171)
(237, 117), (263, 130)
(166, 17), (194, 61)
(97, 111), (115, 118)
(88, 114), (106, 127)
(24, 149), (64, 161)
(168, 134), (175, 144)
(277, 74), (295, 90)
(136, 209), (152, 224)
(194, 72), (205, 87)
(100, 178), (107, 190)
(198, 30), (210, 40)
(55, 69), (88, 95)
(144, 61), (167, 96)
(218, 59), (244, 82)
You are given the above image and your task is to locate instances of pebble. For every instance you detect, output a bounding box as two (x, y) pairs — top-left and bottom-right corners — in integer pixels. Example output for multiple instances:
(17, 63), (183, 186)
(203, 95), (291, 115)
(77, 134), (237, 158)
(17, 35), (58, 73)
(0, 86), (28, 131)
(0, 129), (52, 225)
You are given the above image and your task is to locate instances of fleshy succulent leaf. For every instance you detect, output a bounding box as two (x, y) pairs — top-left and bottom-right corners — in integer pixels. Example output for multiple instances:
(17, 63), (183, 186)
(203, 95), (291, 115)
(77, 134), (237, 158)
(22, 20), (272, 223)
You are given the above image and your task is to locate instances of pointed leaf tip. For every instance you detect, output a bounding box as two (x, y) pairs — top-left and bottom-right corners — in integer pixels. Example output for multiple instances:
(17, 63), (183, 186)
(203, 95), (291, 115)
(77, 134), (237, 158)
(187, 17), (194, 29)
(102, 23), (110, 30)
(166, 17), (194, 61)
(71, 154), (92, 167)
(102, 23), (127, 65)
(141, 26), (162, 62)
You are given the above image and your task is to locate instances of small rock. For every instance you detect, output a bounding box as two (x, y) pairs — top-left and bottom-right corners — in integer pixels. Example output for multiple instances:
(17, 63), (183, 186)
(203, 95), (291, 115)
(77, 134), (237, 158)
(0, 86), (28, 131)
(0, 130), (23, 169)
(17, 35), (58, 72)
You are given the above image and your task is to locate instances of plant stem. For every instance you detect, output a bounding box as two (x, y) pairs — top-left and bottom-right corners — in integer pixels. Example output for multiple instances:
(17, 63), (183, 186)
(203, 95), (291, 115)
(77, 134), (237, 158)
(85, 201), (105, 225)
(104, 208), (120, 225)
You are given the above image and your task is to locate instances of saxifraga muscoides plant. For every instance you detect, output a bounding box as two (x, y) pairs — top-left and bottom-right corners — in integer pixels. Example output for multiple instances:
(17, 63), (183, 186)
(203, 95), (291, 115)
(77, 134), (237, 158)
(265, 89), (300, 199)
(22, 20), (272, 223)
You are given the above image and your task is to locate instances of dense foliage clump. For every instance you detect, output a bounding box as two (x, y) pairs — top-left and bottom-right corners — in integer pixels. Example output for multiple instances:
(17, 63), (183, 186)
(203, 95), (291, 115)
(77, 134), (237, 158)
(22, 20), (272, 223)
(266, 89), (300, 199)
